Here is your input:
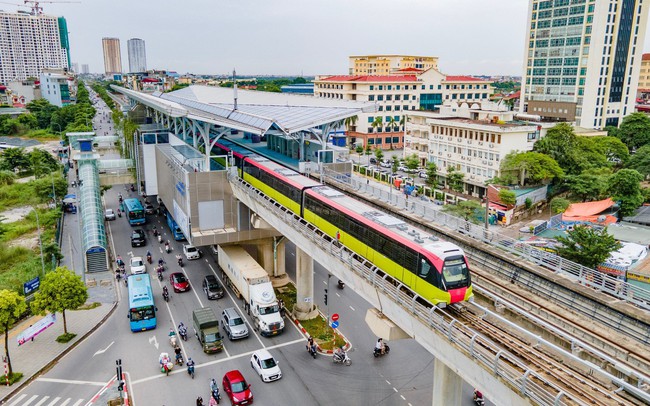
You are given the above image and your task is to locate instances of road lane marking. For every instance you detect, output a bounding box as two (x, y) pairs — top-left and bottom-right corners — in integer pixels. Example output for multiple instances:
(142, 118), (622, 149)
(385, 379), (391, 385)
(131, 337), (306, 385)
(33, 396), (50, 406)
(19, 395), (38, 405)
(46, 397), (61, 406)
(71, 400), (84, 406)
(400, 395), (406, 400)
(149, 335), (159, 349)
(181, 266), (204, 308)
(335, 293), (341, 298)
(349, 306), (355, 311)
(36, 378), (106, 386)
(59, 398), (71, 406)
(92, 340), (114, 357)
(8, 394), (26, 406)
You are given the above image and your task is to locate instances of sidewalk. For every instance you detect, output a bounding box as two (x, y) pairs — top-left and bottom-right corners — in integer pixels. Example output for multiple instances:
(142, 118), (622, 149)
(0, 304), (115, 402)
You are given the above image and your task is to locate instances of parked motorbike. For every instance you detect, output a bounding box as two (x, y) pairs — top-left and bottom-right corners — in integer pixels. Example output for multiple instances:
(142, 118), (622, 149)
(333, 350), (351, 366)
(373, 344), (390, 358)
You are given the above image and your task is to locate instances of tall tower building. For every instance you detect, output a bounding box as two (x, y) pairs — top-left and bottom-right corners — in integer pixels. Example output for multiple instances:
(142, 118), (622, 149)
(127, 38), (147, 73)
(0, 11), (70, 83)
(81, 64), (89, 74)
(520, 1), (649, 129)
(102, 37), (122, 75)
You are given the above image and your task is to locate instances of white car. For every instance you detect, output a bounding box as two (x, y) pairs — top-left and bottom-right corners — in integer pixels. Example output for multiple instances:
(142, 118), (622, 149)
(104, 208), (116, 221)
(250, 349), (282, 382)
(183, 244), (200, 260)
(130, 257), (146, 275)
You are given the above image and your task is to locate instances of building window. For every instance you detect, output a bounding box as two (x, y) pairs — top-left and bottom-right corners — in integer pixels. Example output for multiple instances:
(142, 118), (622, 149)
(368, 117), (374, 123)
(369, 95), (375, 101)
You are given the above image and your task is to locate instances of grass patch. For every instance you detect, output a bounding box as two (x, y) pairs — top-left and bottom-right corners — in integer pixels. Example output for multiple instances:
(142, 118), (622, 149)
(55, 333), (76, 343)
(275, 284), (297, 314)
(78, 302), (101, 310)
(300, 316), (346, 350)
(0, 372), (23, 385)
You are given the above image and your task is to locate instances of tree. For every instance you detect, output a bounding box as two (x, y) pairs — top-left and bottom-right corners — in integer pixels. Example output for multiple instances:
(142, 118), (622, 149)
(608, 169), (644, 217)
(31, 267), (88, 335)
(404, 154), (419, 171)
(26, 98), (59, 129)
(425, 162), (438, 189)
(355, 145), (363, 154)
(555, 226), (622, 269)
(387, 117), (397, 148)
(0, 170), (16, 185)
(550, 197), (571, 214)
(371, 117), (383, 137)
(344, 115), (358, 134)
(0, 290), (27, 376)
(498, 189), (516, 206)
(532, 123), (595, 175)
(374, 148), (384, 163)
(617, 112), (650, 150)
(566, 168), (611, 202)
(446, 166), (465, 193)
(391, 155), (399, 174)
(626, 145), (650, 178)
(28, 149), (60, 178)
(592, 136), (629, 165)
(442, 200), (483, 224)
(0, 148), (29, 172)
(499, 151), (564, 185)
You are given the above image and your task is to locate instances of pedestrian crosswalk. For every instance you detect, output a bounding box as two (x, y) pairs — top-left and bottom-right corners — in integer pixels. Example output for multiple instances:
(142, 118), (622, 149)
(7, 394), (85, 406)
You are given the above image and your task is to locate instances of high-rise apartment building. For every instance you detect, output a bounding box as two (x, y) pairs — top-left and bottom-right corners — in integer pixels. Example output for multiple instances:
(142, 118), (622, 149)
(0, 11), (70, 84)
(102, 37), (122, 75)
(127, 38), (147, 73)
(348, 55), (438, 75)
(637, 53), (650, 91)
(520, 0), (649, 129)
(81, 64), (89, 74)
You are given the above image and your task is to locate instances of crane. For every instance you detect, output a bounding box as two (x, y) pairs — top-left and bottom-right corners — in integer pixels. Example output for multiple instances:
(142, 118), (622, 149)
(23, 0), (80, 15)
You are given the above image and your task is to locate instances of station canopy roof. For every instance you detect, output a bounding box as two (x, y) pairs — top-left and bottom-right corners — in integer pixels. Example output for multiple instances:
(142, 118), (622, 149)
(113, 84), (376, 135)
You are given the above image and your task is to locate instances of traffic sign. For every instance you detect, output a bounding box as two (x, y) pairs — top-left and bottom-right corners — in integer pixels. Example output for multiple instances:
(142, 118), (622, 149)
(331, 313), (339, 322)
(331, 321), (339, 329)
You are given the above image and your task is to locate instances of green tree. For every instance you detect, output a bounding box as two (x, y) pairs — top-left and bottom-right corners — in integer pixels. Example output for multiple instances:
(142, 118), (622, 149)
(0, 290), (27, 376)
(626, 144), (650, 178)
(344, 115), (358, 134)
(391, 155), (400, 174)
(550, 197), (571, 214)
(442, 200), (483, 224)
(532, 123), (597, 175)
(0, 170), (16, 185)
(498, 189), (516, 206)
(592, 136), (629, 165)
(617, 112), (650, 150)
(371, 116), (383, 138)
(404, 153), (419, 171)
(499, 151), (564, 185)
(555, 226), (622, 269)
(566, 168), (611, 202)
(608, 169), (644, 217)
(31, 267), (88, 335)
(28, 149), (60, 178)
(374, 148), (384, 163)
(26, 98), (59, 129)
(425, 162), (438, 189)
(446, 166), (465, 193)
(0, 148), (29, 172)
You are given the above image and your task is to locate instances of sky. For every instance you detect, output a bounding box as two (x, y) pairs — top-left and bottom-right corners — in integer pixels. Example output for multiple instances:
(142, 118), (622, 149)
(19, 0), (650, 77)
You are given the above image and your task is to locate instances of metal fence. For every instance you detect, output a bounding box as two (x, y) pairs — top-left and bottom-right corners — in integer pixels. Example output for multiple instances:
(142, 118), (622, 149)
(323, 168), (650, 311)
(229, 173), (598, 405)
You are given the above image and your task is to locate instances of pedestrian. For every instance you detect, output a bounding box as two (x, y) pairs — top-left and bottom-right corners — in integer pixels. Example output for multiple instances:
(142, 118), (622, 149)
(30, 325), (34, 341)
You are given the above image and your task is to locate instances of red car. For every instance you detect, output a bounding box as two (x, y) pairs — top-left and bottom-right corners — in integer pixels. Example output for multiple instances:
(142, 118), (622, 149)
(223, 370), (253, 405)
(169, 272), (190, 293)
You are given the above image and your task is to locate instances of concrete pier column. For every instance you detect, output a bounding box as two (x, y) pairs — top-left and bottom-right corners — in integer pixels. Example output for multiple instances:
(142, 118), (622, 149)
(274, 238), (286, 277)
(258, 238), (274, 274)
(295, 247), (318, 320)
(432, 358), (462, 406)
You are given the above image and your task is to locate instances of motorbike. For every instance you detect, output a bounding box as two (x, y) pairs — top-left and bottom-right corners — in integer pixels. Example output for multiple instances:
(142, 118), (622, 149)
(187, 362), (195, 379)
(373, 344), (390, 357)
(473, 390), (485, 406)
(333, 351), (351, 366)
(177, 255), (183, 267)
(306, 343), (317, 359)
(179, 327), (188, 341)
(163, 289), (170, 303)
(209, 381), (221, 404)
(159, 353), (173, 376)
(165, 243), (171, 253)
(175, 353), (184, 366)
(157, 267), (163, 281)
(158, 234), (163, 243)
(337, 280), (345, 289)
(146, 254), (152, 264)
(169, 333), (177, 348)
(130, 184), (135, 192)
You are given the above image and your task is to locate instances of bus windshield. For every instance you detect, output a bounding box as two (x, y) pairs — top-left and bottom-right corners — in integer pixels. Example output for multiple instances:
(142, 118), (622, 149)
(441, 256), (470, 289)
(130, 306), (155, 321)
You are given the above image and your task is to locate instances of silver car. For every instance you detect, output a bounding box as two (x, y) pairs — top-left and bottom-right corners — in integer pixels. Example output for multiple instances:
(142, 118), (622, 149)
(222, 307), (249, 340)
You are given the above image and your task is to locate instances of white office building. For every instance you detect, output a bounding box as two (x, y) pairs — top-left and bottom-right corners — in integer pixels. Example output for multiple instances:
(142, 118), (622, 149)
(0, 11), (70, 84)
(127, 38), (147, 73)
(520, 0), (650, 129)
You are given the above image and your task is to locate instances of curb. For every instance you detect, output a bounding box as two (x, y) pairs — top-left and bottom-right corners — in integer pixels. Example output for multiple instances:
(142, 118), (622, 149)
(290, 311), (351, 355)
(1, 301), (118, 403)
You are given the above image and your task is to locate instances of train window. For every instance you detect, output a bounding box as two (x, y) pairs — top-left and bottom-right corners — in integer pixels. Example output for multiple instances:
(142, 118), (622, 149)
(418, 258), (439, 286)
(418, 259), (432, 278)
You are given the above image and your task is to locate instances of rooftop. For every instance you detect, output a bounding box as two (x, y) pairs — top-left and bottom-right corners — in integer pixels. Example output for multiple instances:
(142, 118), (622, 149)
(443, 75), (491, 82)
(319, 75), (418, 82)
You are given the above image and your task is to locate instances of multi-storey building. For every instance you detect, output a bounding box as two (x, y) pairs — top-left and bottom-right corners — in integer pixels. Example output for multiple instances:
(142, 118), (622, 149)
(127, 38), (147, 73)
(0, 11), (70, 84)
(315, 68), (493, 149)
(102, 37), (122, 75)
(405, 101), (549, 198)
(81, 64), (89, 74)
(520, 0), (650, 129)
(40, 70), (72, 107)
(348, 55), (438, 75)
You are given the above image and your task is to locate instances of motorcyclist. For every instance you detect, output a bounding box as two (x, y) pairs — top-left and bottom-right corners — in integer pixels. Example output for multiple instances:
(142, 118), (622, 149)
(473, 389), (484, 402)
(210, 378), (218, 392)
(334, 346), (346, 361)
(174, 346), (183, 364)
(306, 337), (316, 356)
(196, 396), (203, 406)
(158, 257), (165, 267)
(169, 328), (176, 337)
(165, 241), (170, 253)
(162, 286), (169, 301)
(375, 338), (385, 355)
(116, 255), (124, 267)
(146, 251), (152, 263)
(176, 254), (183, 266)
(178, 322), (187, 338)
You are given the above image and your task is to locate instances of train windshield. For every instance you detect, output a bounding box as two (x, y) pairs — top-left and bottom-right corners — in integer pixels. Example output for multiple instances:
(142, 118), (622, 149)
(441, 256), (469, 289)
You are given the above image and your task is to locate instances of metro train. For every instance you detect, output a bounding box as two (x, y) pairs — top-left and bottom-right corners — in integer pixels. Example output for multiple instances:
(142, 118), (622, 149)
(213, 141), (473, 306)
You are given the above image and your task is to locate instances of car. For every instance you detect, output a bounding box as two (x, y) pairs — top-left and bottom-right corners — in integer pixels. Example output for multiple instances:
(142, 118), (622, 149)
(380, 161), (392, 168)
(104, 208), (116, 221)
(418, 171), (429, 179)
(397, 165), (409, 172)
(203, 274), (224, 300)
(169, 272), (190, 293)
(222, 307), (249, 340)
(129, 257), (146, 275)
(250, 349), (282, 382)
(144, 202), (155, 215)
(130, 229), (146, 247)
(183, 244), (200, 260)
(369, 157), (377, 164)
(222, 370), (253, 406)
(211, 244), (219, 256)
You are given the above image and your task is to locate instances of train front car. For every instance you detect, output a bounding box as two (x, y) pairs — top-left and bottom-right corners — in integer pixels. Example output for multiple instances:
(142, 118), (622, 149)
(304, 186), (473, 307)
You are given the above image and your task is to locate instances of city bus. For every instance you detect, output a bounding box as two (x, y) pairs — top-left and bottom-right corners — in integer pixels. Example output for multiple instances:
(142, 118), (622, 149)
(123, 198), (146, 226)
(166, 210), (186, 241)
(127, 274), (157, 332)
